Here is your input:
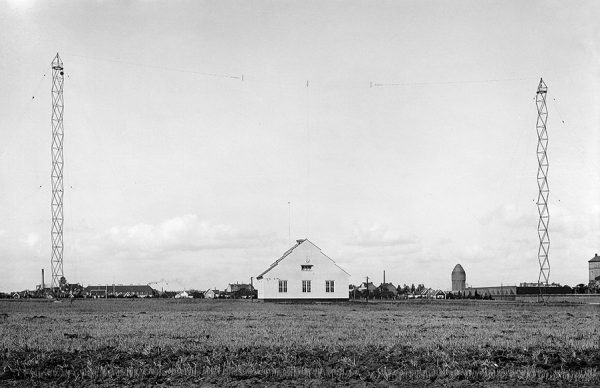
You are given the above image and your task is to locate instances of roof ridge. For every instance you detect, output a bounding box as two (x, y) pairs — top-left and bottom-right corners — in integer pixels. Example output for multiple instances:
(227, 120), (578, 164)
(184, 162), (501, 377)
(256, 240), (304, 279)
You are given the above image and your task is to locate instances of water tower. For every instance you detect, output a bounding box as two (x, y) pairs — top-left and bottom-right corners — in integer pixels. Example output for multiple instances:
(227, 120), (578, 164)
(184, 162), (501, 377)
(452, 264), (466, 292)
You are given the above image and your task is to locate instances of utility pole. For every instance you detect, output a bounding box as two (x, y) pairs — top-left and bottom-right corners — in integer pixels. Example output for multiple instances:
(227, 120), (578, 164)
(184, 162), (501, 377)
(365, 276), (369, 303)
(50, 53), (65, 291)
(535, 78), (550, 301)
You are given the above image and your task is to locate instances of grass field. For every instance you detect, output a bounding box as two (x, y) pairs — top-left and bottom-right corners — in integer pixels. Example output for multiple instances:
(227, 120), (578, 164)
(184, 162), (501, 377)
(1, 299), (599, 387)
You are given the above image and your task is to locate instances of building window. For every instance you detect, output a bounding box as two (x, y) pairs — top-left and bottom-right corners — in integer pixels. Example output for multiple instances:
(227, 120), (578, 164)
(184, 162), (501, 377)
(302, 280), (311, 293)
(301, 265), (313, 271)
(278, 280), (287, 293)
(326, 280), (335, 293)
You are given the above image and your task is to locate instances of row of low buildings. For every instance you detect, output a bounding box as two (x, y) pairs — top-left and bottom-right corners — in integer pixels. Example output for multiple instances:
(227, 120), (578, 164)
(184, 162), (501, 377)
(349, 282), (447, 299)
(80, 283), (255, 299)
(32, 241), (598, 301)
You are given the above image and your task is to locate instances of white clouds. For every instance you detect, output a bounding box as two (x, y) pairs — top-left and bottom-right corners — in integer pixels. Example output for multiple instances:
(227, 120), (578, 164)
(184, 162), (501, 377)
(95, 214), (277, 259)
(553, 205), (600, 240)
(52, 214), (284, 289)
(478, 203), (531, 229)
(23, 232), (40, 247)
(337, 224), (423, 271)
(337, 225), (424, 283)
(349, 224), (420, 248)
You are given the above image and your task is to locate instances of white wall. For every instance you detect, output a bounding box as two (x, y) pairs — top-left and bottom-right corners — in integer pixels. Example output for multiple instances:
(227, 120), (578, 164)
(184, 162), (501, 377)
(257, 240), (349, 300)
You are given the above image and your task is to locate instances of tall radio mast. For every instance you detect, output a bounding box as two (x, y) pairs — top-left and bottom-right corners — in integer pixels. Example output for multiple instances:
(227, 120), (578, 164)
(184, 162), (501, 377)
(50, 53), (65, 290)
(535, 78), (550, 293)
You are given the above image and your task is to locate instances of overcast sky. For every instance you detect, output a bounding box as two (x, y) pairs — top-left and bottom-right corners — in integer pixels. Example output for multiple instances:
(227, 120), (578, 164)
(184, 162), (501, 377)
(1, 0), (599, 292)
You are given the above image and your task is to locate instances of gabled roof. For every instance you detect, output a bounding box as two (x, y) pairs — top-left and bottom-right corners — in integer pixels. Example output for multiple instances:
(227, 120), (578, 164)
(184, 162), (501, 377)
(420, 288), (443, 296)
(256, 239), (350, 279)
(589, 254), (600, 262)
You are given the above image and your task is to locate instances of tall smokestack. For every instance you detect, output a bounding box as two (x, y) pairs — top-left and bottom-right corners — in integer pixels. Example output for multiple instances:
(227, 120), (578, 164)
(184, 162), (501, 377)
(41, 269), (45, 290)
(383, 270), (386, 284)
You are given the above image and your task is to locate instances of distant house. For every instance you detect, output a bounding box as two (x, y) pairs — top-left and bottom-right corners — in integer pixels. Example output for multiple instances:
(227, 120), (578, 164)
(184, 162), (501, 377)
(226, 283), (254, 293)
(256, 239), (350, 301)
(224, 283), (255, 299)
(357, 282), (377, 293)
(351, 282), (378, 299)
(416, 287), (430, 298)
(378, 283), (398, 298)
(175, 291), (192, 299)
(414, 288), (441, 299)
(83, 285), (155, 298)
(204, 289), (220, 299)
(417, 288), (446, 299)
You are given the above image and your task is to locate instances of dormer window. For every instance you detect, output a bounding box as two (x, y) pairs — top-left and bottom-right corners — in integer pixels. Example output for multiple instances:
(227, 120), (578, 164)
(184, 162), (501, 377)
(301, 265), (313, 271)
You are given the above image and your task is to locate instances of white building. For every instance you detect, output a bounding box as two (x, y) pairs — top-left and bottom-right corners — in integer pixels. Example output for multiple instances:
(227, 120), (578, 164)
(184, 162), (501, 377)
(174, 291), (192, 299)
(204, 289), (219, 299)
(256, 239), (350, 301)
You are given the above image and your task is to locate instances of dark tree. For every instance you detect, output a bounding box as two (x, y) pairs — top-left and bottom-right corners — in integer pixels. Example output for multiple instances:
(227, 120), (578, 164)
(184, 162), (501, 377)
(189, 290), (205, 298)
(574, 284), (588, 294)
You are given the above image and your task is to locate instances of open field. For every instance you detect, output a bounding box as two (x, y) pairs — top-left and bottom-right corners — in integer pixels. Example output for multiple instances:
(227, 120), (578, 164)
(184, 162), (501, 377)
(1, 299), (599, 387)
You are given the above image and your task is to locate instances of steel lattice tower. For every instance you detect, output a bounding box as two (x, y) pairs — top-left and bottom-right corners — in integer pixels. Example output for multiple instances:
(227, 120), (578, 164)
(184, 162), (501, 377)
(50, 53), (65, 289)
(535, 78), (550, 288)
